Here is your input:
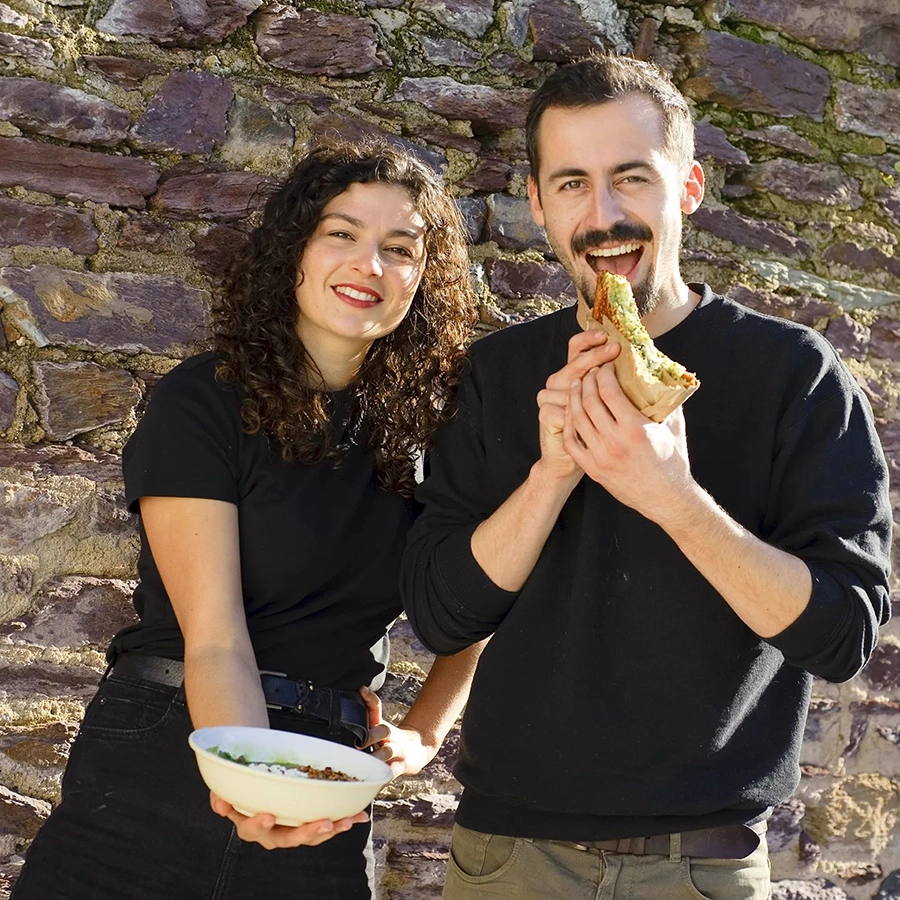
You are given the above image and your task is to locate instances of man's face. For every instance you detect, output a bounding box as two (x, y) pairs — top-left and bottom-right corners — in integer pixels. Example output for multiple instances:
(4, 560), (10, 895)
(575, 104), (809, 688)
(527, 95), (703, 317)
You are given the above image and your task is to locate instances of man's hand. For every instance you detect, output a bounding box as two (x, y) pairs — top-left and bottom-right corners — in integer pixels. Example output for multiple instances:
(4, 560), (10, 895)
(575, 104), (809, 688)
(536, 330), (620, 485)
(210, 793), (368, 849)
(360, 685), (438, 777)
(563, 364), (693, 523)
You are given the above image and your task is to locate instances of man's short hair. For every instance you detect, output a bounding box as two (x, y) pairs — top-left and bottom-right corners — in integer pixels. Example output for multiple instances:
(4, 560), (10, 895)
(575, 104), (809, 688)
(525, 53), (695, 181)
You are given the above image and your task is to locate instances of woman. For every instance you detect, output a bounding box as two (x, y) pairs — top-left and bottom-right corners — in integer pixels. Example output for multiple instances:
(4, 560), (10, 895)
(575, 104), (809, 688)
(12, 139), (480, 899)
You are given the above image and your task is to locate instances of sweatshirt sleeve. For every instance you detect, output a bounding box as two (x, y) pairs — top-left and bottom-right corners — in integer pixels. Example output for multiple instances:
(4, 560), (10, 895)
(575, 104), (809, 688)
(762, 351), (891, 683)
(401, 362), (520, 655)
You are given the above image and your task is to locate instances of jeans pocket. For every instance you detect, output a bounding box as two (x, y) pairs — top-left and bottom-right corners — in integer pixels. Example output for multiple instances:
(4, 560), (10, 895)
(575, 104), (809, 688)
(79, 677), (180, 740)
(447, 824), (521, 884)
(681, 843), (771, 900)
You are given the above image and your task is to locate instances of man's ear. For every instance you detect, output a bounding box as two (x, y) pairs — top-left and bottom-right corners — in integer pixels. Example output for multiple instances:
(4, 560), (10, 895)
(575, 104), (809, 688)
(680, 161), (704, 215)
(527, 175), (545, 227)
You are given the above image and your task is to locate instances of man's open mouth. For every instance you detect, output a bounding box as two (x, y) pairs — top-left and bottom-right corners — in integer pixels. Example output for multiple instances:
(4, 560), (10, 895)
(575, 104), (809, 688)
(586, 242), (644, 278)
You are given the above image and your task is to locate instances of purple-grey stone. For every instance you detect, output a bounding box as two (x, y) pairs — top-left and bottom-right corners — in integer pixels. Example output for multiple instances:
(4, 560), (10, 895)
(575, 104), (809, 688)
(824, 242), (900, 279)
(456, 197), (487, 244)
(835, 81), (900, 146)
(190, 225), (250, 283)
(729, 285), (839, 325)
(726, 0), (900, 67)
(461, 155), (513, 192)
(82, 56), (167, 90)
(739, 125), (819, 159)
(877, 868), (900, 898)
(767, 799), (805, 853)
(0, 442), (123, 482)
(0, 77), (129, 147)
(0, 197), (99, 255)
(151, 171), (276, 221)
(869, 318), (900, 361)
(417, 35), (480, 68)
(223, 97), (294, 160)
(413, 0), (493, 38)
(879, 186), (900, 229)
(0, 265), (210, 356)
(0, 33), (55, 69)
(116, 218), (178, 253)
(256, 5), (384, 77)
(529, 0), (625, 63)
(488, 194), (549, 251)
(0, 577), (137, 649)
(0, 137), (159, 208)
(0, 372), (17, 432)
(33, 361), (140, 441)
(0, 786), (50, 847)
(131, 71), (233, 155)
(393, 78), (531, 134)
(0, 482), (77, 554)
(825, 313), (871, 358)
(262, 85), (333, 113)
(745, 159), (863, 208)
(97, 0), (263, 48)
(690, 207), (812, 257)
(694, 121), (750, 167)
(863, 641), (900, 690)
(487, 259), (575, 301)
(680, 31), (831, 121)
(491, 52), (541, 80)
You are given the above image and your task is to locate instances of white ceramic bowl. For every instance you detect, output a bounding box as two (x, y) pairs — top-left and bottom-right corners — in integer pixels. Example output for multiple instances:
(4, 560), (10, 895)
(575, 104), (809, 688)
(189, 725), (392, 826)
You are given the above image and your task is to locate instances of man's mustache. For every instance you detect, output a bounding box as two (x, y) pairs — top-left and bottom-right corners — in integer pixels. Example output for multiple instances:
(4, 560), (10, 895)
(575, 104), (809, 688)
(571, 223), (652, 256)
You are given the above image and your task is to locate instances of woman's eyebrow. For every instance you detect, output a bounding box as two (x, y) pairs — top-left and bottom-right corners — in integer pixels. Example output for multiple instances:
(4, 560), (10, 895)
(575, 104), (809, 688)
(320, 212), (424, 239)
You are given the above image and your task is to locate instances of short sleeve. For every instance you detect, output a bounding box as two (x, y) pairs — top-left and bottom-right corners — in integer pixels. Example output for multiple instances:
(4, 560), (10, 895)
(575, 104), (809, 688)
(123, 354), (242, 512)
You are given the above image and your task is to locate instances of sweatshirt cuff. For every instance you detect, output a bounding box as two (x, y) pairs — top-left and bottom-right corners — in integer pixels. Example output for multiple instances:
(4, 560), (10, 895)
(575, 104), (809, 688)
(763, 563), (849, 669)
(437, 524), (520, 622)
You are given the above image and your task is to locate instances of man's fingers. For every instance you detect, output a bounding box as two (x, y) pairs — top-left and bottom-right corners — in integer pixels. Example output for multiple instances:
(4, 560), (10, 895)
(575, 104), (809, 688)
(566, 329), (608, 363)
(549, 342), (619, 392)
(363, 723), (390, 749)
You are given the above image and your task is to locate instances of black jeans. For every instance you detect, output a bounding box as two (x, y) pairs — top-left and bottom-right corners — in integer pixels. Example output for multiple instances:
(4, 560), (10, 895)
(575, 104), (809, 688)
(12, 672), (374, 900)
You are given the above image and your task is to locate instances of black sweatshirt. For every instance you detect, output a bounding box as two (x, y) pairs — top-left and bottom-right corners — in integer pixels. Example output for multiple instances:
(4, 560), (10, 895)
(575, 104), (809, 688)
(401, 286), (891, 841)
(111, 352), (416, 691)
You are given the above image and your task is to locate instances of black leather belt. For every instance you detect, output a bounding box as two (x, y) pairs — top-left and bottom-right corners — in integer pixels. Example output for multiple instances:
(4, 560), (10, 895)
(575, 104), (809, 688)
(559, 820), (766, 859)
(108, 653), (370, 747)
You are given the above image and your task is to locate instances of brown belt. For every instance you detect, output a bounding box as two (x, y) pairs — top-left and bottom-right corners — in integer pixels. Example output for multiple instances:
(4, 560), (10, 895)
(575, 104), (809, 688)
(560, 820), (766, 859)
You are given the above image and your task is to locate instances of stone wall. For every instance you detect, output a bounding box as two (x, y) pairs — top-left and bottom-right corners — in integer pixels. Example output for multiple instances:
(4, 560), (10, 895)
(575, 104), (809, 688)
(0, 0), (898, 897)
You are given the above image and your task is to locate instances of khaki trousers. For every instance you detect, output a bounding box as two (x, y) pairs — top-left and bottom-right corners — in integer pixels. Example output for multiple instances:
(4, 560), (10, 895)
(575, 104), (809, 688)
(442, 824), (771, 900)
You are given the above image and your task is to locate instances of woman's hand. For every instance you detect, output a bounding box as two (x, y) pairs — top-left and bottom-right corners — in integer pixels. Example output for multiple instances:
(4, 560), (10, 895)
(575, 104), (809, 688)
(360, 685), (439, 777)
(209, 793), (368, 850)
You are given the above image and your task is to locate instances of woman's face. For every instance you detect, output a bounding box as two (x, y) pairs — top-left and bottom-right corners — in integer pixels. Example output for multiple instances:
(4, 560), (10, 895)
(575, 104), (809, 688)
(294, 181), (427, 357)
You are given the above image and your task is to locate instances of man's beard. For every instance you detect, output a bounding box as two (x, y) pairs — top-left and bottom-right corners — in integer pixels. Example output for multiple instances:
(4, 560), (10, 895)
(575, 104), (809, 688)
(559, 222), (661, 316)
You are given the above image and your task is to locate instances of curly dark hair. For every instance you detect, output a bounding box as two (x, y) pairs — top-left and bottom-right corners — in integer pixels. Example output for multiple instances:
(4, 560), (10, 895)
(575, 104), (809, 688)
(211, 138), (476, 498)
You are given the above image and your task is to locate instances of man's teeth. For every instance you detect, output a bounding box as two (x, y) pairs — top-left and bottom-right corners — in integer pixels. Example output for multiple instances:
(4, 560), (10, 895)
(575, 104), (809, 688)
(340, 286), (380, 302)
(587, 243), (642, 258)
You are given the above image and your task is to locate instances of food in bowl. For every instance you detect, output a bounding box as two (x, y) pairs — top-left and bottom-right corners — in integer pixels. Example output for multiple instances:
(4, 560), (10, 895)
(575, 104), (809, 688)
(209, 747), (359, 782)
(189, 725), (392, 826)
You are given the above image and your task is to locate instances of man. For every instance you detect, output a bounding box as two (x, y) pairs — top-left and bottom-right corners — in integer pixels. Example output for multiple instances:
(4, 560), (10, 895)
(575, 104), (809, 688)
(401, 54), (891, 899)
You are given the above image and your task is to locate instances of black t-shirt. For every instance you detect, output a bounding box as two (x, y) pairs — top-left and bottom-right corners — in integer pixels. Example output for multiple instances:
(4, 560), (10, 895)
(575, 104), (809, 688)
(110, 352), (417, 690)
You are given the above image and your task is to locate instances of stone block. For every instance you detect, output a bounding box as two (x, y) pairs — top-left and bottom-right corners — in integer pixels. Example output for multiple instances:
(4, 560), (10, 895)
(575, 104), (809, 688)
(33, 361), (141, 441)
(0, 660), (102, 707)
(190, 225), (250, 283)
(256, 5), (384, 76)
(393, 78), (531, 134)
(81, 55), (166, 90)
(0, 723), (75, 802)
(131, 72), (233, 156)
(529, 0), (628, 63)
(0, 4), (27, 26)
(824, 242), (900, 279)
(767, 799), (805, 853)
(863, 640), (900, 691)
(0, 33), (55, 69)
(0, 576), (136, 650)
(868, 318), (900, 361)
(152, 171), (276, 221)
(771, 877), (853, 898)
(689, 207), (812, 257)
(726, 0), (900, 67)
(487, 194), (549, 251)
(97, 0), (263, 48)
(0, 265), (210, 356)
(0, 374), (16, 435)
(877, 868), (900, 898)
(0, 197), (98, 255)
(412, 0), (493, 38)
(0, 785), (49, 855)
(417, 35), (480, 68)
(825, 313), (871, 359)
(835, 81), (900, 147)
(487, 259), (575, 301)
(0, 137), (160, 208)
(460, 155), (513, 192)
(0, 77), (129, 147)
(680, 31), (830, 121)
(744, 159), (863, 209)
(116, 218), (178, 253)
(456, 198), (487, 244)
(728, 285), (839, 325)
(694, 121), (750, 167)
(0, 483), (77, 555)
(739, 125), (820, 159)
(0, 443), (123, 484)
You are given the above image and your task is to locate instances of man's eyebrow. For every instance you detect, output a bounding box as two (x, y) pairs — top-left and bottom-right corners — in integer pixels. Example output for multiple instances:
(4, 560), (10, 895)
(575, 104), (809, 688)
(320, 212), (424, 239)
(546, 167), (589, 182)
(546, 161), (658, 182)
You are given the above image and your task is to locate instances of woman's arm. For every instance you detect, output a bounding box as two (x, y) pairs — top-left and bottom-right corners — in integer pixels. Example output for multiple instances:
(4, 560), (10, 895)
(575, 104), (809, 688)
(141, 495), (368, 848)
(362, 640), (487, 776)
